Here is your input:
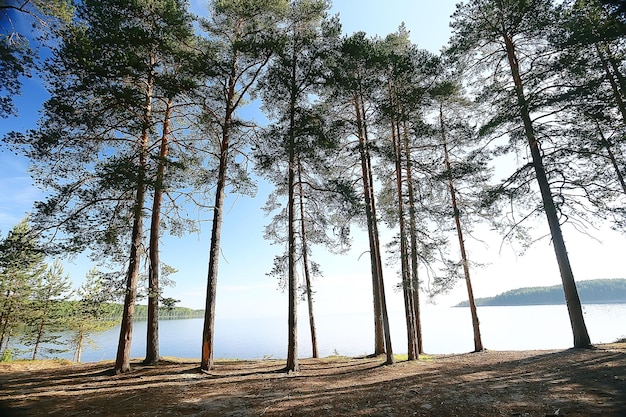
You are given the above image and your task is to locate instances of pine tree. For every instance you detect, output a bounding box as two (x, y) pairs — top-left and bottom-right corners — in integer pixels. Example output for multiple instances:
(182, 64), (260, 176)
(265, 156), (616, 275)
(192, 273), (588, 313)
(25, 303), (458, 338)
(429, 80), (490, 352)
(254, 0), (341, 372)
(68, 268), (116, 362)
(449, 0), (591, 348)
(548, 0), (626, 227)
(0, 219), (46, 354)
(198, 0), (288, 371)
(7, 0), (206, 373)
(325, 32), (394, 363)
(21, 260), (72, 360)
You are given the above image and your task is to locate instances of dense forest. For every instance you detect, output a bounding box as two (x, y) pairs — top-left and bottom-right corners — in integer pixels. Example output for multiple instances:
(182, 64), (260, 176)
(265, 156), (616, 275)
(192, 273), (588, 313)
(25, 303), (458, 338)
(456, 279), (626, 306)
(1, 0), (625, 373)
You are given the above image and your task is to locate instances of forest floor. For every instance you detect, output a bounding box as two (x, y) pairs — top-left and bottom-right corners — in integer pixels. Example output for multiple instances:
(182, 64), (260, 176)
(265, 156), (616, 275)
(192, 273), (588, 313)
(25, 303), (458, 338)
(0, 343), (625, 417)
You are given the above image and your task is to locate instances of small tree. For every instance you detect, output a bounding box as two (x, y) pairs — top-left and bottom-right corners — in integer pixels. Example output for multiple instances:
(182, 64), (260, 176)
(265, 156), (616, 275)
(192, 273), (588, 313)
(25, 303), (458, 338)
(0, 219), (46, 354)
(68, 268), (116, 362)
(21, 260), (72, 360)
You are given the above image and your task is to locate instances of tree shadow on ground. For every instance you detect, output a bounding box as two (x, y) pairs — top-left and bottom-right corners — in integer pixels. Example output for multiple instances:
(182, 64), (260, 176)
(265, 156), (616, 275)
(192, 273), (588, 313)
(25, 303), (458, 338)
(0, 348), (624, 417)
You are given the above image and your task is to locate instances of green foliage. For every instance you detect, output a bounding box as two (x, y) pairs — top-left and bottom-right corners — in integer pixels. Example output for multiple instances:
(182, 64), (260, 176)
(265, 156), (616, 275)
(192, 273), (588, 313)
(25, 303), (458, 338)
(0, 0), (74, 118)
(0, 219), (47, 354)
(66, 268), (116, 362)
(0, 348), (12, 362)
(20, 260), (73, 360)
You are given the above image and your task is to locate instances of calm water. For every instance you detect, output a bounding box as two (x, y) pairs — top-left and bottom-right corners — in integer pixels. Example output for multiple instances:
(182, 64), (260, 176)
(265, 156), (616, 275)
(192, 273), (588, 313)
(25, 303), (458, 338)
(16, 304), (626, 362)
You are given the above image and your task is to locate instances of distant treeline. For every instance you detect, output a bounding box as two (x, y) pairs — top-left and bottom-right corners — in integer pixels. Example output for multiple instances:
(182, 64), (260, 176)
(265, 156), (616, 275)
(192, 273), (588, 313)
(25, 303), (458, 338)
(46, 302), (204, 321)
(104, 304), (205, 321)
(456, 279), (626, 307)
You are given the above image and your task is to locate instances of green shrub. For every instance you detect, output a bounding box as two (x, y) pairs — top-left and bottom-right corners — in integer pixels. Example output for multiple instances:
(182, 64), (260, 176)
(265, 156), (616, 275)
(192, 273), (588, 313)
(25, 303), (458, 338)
(1, 349), (13, 362)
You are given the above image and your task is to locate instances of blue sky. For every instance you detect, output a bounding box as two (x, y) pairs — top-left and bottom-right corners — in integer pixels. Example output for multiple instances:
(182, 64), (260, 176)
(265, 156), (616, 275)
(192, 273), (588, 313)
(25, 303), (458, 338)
(1, 0), (625, 321)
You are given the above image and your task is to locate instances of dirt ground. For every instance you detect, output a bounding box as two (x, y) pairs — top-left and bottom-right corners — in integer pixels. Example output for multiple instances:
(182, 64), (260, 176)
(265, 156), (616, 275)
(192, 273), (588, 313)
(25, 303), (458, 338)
(0, 344), (625, 417)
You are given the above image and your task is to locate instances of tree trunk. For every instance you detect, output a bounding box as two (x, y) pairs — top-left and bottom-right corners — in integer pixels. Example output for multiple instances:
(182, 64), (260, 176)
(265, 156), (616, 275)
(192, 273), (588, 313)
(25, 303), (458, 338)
(391, 115), (418, 361)
(200, 32), (271, 369)
(200, 93), (234, 371)
(402, 118), (423, 355)
(592, 119), (626, 195)
(115, 54), (154, 374)
(0, 293), (12, 350)
(32, 314), (46, 361)
(361, 89), (394, 364)
(145, 97), (173, 365)
(74, 331), (84, 362)
(297, 160), (318, 358)
(595, 43), (626, 123)
(502, 33), (591, 348)
(353, 93), (387, 358)
(286, 43), (300, 373)
(440, 104), (483, 352)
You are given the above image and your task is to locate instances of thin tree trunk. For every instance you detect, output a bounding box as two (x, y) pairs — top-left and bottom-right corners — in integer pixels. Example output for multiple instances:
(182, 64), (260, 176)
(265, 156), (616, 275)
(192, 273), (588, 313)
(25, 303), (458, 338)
(440, 104), (483, 352)
(145, 97), (173, 365)
(200, 35), (270, 369)
(115, 54), (155, 374)
(200, 85), (234, 371)
(388, 82), (417, 361)
(595, 43), (626, 123)
(0, 294), (12, 350)
(402, 118), (423, 355)
(593, 120), (626, 195)
(32, 316), (45, 360)
(297, 160), (318, 358)
(114, 177), (146, 373)
(2, 331), (12, 354)
(286, 41), (300, 373)
(32, 284), (52, 361)
(392, 117), (417, 361)
(74, 331), (84, 362)
(360, 90), (395, 365)
(353, 93), (387, 358)
(502, 33), (591, 348)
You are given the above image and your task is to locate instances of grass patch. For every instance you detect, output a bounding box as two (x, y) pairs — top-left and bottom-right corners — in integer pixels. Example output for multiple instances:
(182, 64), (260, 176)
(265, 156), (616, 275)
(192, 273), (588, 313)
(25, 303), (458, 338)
(393, 353), (436, 361)
(324, 354), (349, 361)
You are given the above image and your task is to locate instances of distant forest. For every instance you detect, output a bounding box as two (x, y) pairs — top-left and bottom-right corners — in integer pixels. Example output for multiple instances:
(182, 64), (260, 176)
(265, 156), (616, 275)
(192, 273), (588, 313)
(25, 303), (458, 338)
(456, 279), (626, 307)
(107, 304), (205, 321)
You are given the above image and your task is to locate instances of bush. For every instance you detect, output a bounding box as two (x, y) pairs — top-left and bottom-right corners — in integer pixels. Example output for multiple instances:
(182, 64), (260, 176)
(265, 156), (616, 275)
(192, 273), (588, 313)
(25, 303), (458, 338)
(1, 349), (13, 362)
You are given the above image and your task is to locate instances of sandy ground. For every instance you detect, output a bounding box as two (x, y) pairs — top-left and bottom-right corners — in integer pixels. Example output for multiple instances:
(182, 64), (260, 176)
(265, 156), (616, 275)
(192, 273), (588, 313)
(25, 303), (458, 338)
(0, 344), (625, 416)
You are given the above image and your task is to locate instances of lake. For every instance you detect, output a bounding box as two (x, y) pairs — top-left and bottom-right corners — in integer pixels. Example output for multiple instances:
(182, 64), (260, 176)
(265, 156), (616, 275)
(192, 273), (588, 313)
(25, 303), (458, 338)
(13, 304), (626, 363)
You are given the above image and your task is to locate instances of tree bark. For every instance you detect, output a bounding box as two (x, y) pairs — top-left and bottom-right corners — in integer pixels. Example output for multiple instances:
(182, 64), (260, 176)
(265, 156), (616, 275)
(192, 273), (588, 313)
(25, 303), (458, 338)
(362, 92), (395, 364)
(297, 160), (318, 358)
(595, 43), (626, 123)
(115, 54), (154, 374)
(391, 116), (418, 361)
(502, 32), (591, 348)
(402, 118), (423, 355)
(200, 67), (236, 370)
(353, 93), (389, 359)
(440, 104), (483, 352)
(74, 332), (83, 362)
(286, 40), (300, 373)
(145, 97), (173, 365)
